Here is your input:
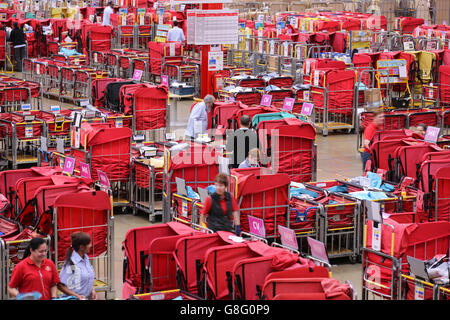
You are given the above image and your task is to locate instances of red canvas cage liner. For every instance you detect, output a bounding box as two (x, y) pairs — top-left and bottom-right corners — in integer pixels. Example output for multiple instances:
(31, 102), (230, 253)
(92, 78), (126, 107)
(0, 215), (21, 239)
(407, 110), (439, 128)
(311, 69), (356, 116)
(202, 242), (264, 300)
(439, 65), (450, 105)
(0, 167), (62, 219)
(434, 166), (450, 222)
(33, 182), (92, 236)
(173, 231), (237, 295)
(72, 122), (132, 182)
(230, 105), (279, 130)
(263, 278), (352, 300)
(127, 84), (167, 132)
(232, 246), (323, 300)
(364, 218), (450, 298)
(122, 222), (195, 296)
(85, 24), (113, 52)
(259, 118), (316, 183)
(148, 42), (183, 75)
(212, 101), (248, 130)
(232, 170), (290, 237)
(146, 228), (202, 293)
(395, 143), (442, 180)
(166, 143), (219, 194)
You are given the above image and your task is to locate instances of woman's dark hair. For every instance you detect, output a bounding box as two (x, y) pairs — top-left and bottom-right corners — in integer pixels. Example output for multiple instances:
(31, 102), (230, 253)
(64, 232), (91, 266)
(13, 22), (19, 29)
(24, 237), (47, 258)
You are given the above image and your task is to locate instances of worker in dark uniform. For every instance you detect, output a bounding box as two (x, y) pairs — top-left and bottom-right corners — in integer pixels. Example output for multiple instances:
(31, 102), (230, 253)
(8, 22), (26, 72)
(199, 173), (241, 235)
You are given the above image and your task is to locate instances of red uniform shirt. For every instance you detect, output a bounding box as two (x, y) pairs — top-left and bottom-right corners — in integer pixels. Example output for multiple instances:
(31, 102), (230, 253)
(200, 195), (239, 216)
(9, 257), (60, 300)
(364, 122), (380, 153)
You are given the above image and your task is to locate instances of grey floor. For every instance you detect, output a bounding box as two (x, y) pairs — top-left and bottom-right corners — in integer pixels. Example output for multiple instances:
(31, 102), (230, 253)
(14, 72), (364, 299)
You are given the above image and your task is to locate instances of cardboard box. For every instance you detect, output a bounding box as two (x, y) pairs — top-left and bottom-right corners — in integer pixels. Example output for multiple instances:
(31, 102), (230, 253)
(268, 55), (279, 71)
(365, 88), (382, 109)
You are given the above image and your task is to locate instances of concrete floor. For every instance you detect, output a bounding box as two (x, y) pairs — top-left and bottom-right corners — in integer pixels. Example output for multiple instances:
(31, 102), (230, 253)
(13, 72), (364, 299)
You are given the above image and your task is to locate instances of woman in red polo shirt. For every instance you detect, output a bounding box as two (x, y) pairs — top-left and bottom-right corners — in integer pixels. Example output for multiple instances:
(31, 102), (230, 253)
(8, 237), (84, 300)
(361, 109), (384, 171)
(199, 173), (241, 235)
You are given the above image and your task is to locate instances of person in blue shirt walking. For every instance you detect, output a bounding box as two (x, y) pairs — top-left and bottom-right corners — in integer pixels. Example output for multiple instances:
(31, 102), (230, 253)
(59, 232), (97, 300)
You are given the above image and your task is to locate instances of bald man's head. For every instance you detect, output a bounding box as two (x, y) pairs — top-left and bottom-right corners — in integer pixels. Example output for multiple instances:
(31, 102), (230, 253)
(240, 115), (251, 128)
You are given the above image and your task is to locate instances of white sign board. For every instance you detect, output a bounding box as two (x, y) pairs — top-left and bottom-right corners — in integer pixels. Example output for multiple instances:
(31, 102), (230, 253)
(208, 51), (223, 71)
(187, 9), (238, 45)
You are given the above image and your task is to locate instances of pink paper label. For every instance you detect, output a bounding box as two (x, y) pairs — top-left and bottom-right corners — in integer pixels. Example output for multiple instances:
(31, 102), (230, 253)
(301, 102), (314, 116)
(424, 126), (440, 143)
(278, 226), (298, 250)
(97, 170), (110, 188)
(260, 94), (272, 107)
(307, 237), (329, 264)
(62, 157), (75, 175)
(161, 74), (169, 87)
(80, 162), (91, 179)
(282, 97), (295, 111)
(248, 215), (266, 238)
(133, 69), (143, 81)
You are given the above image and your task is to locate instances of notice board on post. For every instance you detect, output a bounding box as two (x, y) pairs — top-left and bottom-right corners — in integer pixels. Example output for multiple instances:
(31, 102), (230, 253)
(186, 9), (238, 45)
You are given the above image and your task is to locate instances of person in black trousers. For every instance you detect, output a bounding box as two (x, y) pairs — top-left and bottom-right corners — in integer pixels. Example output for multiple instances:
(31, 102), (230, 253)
(8, 22), (26, 72)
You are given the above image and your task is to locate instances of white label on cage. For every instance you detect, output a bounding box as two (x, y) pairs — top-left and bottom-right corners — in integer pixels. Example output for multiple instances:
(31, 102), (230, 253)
(166, 132), (176, 140)
(394, 18), (398, 30)
(258, 40), (263, 54)
(301, 19), (305, 32)
(169, 43), (175, 56)
(140, 14), (145, 26)
(313, 72), (319, 86)
(414, 282), (425, 300)
(245, 40), (250, 51)
(309, 20), (314, 32)
(115, 118), (123, 128)
(74, 129), (80, 149)
(403, 41), (414, 51)
(36, 64), (40, 75)
(296, 46), (301, 59)
(303, 90), (310, 101)
(257, 14), (264, 22)
(305, 60), (311, 74)
(25, 125), (33, 138)
(428, 29), (432, 39)
(94, 53), (98, 63)
(399, 65), (407, 79)
(372, 223), (381, 252)
(269, 41), (275, 55)
(428, 88), (434, 99)
(289, 16), (298, 29)
(283, 42), (289, 57)
(258, 28), (263, 38)
(79, 100), (90, 107)
(40, 136), (48, 152)
(182, 200), (188, 217)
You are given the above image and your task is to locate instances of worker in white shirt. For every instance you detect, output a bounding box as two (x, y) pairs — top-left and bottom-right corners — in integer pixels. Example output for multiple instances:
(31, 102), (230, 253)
(185, 95), (215, 140)
(102, 1), (114, 26)
(166, 20), (185, 43)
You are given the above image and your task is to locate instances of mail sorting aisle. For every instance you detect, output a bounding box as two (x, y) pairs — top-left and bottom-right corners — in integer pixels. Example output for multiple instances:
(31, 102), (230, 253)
(130, 141), (168, 222)
(0, 112), (45, 169)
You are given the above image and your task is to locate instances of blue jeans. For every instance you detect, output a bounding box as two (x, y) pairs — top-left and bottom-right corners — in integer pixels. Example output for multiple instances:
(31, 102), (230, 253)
(361, 152), (371, 171)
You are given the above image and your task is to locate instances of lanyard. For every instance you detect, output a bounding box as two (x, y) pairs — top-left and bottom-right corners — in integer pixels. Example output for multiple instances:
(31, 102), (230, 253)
(38, 270), (46, 300)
